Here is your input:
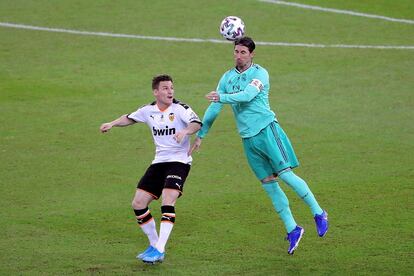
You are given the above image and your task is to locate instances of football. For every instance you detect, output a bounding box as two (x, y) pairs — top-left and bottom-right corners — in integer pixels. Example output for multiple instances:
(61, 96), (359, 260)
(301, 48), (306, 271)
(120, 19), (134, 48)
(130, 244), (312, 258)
(219, 16), (245, 41)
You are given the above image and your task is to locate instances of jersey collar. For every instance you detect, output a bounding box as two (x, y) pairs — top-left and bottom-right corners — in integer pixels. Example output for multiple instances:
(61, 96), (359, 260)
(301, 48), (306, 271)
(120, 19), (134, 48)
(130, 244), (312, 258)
(235, 62), (254, 74)
(156, 103), (171, 112)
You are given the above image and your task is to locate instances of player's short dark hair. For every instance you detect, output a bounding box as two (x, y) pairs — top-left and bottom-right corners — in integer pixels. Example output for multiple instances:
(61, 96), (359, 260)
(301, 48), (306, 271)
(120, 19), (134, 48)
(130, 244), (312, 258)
(152, 74), (173, 90)
(234, 36), (256, 53)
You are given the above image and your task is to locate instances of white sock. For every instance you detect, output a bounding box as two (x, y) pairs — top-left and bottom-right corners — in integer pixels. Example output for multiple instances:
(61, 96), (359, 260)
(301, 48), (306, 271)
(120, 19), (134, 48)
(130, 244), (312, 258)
(155, 222), (174, 253)
(140, 218), (158, 247)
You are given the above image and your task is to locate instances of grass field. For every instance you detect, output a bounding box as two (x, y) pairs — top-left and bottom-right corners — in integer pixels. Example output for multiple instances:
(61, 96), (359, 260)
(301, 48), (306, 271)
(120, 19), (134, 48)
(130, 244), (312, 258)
(1, 0), (413, 275)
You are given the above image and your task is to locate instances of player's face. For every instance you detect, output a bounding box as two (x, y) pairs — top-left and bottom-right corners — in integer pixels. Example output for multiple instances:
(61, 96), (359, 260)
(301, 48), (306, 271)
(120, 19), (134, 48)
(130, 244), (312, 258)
(154, 81), (174, 109)
(234, 45), (254, 71)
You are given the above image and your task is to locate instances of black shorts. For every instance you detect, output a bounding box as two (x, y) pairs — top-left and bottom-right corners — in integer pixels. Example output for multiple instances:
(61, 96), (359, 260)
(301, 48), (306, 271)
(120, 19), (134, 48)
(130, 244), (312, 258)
(137, 162), (191, 199)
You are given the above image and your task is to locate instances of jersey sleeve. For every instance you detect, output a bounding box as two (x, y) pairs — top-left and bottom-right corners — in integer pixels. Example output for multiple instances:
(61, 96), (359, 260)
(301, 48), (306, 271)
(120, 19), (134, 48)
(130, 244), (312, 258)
(197, 75), (227, 138)
(127, 106), (146, 123)
(180, 106), (202, 125)
(220, 68), (269, 104)
(197, 102), (223, 138)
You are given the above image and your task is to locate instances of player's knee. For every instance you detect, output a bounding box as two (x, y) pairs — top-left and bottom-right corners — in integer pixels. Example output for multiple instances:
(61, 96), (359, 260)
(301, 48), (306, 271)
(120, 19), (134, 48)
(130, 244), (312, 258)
(131, 198), (147, 209)
(131, 199), (139, 209)
(261, 175), (277, 183)
(161, 189), (179, 206)
(161, 195), (178, 206)
(278, 168), (294, 181)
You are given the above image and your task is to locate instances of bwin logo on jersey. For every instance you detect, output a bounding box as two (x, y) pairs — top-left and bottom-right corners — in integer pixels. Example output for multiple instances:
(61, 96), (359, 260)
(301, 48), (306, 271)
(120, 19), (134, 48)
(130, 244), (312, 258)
(153, 126), (176, 136)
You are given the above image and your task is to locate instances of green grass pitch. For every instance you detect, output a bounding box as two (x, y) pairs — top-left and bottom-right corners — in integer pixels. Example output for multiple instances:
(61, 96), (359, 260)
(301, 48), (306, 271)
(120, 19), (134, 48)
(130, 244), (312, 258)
(0, 0), (413, 274)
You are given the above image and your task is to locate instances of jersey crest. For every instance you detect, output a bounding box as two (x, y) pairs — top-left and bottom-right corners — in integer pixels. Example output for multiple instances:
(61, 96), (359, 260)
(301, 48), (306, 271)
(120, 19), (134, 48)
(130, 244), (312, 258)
(169, 113), (175, 121)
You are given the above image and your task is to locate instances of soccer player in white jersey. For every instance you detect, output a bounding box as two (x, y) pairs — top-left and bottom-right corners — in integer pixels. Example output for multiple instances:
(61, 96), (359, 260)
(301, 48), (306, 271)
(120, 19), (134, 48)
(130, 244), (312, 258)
(190, 37), (328, 255)
(100, 74), (202, 264)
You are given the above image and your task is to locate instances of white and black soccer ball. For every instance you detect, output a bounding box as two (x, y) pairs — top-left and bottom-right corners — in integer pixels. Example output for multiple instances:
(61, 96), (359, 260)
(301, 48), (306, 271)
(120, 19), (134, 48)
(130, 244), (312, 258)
(219, 16), (245, 41)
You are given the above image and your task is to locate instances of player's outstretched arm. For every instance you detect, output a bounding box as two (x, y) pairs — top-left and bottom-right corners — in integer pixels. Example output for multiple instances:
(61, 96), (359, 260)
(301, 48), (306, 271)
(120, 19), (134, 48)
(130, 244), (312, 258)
(100, 114), (135, 133)
(206, 80), (263, 104)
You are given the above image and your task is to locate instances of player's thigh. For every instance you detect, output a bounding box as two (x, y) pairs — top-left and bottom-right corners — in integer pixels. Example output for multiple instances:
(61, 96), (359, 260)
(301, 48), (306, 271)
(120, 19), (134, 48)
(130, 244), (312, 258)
(161, 189), (181, 206)
(242, 138), (273, 180)
(136, 163), (166, 200)
(267, 122), (299, 171)
(163, 162), (191, 196)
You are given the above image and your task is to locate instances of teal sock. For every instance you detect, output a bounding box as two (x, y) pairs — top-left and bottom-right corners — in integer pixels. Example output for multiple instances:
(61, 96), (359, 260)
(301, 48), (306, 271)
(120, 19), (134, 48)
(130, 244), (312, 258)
(262, 181), (296, 233)
(279, 170), (323, 216)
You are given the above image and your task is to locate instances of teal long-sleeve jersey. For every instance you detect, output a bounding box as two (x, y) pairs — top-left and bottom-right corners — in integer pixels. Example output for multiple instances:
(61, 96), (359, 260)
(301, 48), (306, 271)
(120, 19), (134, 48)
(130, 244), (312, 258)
(198, 63), (277, 139)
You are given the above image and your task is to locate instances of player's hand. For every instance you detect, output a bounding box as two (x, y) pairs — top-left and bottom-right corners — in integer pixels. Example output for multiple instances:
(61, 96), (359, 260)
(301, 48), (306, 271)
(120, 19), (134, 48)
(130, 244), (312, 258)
(206, 91), (220, 102)
(188, 136), (202, 156)
(174, 130), (188, 144)
(100, 123), (112, 133)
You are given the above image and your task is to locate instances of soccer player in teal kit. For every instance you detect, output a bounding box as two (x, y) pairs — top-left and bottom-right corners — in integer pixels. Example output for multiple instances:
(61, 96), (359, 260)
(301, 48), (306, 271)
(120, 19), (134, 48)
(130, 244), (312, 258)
(190, 37), (328, 255)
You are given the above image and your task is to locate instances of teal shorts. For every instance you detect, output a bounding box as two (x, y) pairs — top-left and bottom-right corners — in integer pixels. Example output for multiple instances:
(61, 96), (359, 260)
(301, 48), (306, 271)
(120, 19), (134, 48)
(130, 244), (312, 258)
(242, 122), (299, 180)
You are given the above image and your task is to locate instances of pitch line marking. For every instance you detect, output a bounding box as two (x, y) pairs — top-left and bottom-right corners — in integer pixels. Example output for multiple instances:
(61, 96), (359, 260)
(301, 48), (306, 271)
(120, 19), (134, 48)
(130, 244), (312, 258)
(261, 0), (414, 24)
(1, 22), (413, 50)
